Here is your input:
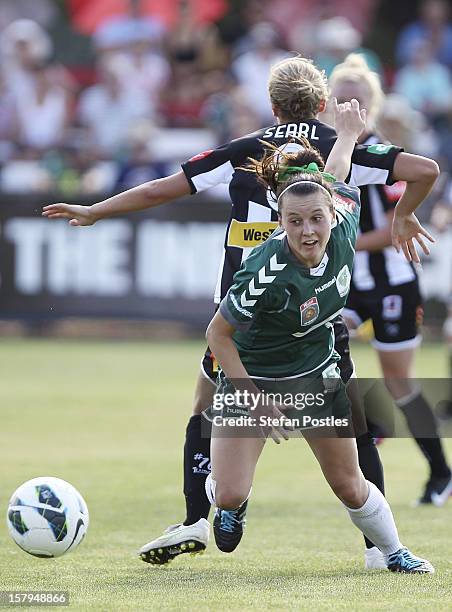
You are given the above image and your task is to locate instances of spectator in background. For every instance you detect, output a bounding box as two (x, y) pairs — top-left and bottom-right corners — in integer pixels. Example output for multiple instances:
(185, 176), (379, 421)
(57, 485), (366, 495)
(0, 0), (57, 31)
(118, 35), (170, 113)
(265, 0), (379, 58)
(92, 0), (169, 114)
(0, 19), (74, 155)
(378, 94), (439, 159)
(393, 40), (452, 123)
(0, 19), (74, 101)
(202, 70), (261, 142)
(14, 60), (71, 151)
(166, 0), (227, 72)
(114, 121), (169, 192)
(161, 64), (205, 127)
(93, 0), (165, 53)
(313, 17), (382, 77)
(78, 54), (152, 157)
(396, 0), (452, 68)
(231, 22), (287, 125)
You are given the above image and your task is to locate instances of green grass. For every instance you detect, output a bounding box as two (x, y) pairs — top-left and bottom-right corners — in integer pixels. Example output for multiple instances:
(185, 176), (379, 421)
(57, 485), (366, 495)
(0, 339), (451, 611)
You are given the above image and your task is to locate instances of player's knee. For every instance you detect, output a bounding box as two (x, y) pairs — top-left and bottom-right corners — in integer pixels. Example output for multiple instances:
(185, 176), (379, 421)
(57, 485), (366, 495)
(215, 486), (248, 510)
(331, 476), (366, 508)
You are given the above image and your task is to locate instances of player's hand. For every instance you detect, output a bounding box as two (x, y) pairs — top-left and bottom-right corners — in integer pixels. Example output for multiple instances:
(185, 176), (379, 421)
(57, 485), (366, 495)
(332, 98), (367, 141)
(42, 203), (97, 226)
(254, 398), (294, 444)
(392, 210), (435, 263)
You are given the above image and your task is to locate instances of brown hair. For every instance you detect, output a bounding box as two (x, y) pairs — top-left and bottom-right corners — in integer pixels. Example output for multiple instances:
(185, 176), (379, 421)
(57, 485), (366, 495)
(268, 57), (328, 121)
(247, 137), (333, 213)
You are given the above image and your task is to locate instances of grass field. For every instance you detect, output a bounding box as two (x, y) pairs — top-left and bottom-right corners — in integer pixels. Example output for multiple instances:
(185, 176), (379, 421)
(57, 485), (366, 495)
(1, 339), (451, 611)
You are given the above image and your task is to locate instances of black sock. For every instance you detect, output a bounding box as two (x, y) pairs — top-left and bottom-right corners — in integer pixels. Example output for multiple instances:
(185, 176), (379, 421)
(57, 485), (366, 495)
(183, 414), (212, 525)
(397, 392), (451, 479)
(356, 432), (385, 549)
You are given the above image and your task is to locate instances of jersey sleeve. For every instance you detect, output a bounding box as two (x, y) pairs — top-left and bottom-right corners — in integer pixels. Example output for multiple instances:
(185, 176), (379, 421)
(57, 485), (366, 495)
(348, 143), (403, 187)
(332, 182), (361, 241)
(219, 247), (285, 331)
(181, 143), (236, 194)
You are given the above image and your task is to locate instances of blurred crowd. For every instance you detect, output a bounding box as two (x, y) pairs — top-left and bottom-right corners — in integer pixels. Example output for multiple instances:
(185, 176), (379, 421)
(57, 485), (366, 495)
(0, 0), (450, 213)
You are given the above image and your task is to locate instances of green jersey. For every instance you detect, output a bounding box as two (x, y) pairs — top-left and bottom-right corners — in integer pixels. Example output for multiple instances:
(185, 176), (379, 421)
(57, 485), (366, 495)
(220, 182), (361, 378)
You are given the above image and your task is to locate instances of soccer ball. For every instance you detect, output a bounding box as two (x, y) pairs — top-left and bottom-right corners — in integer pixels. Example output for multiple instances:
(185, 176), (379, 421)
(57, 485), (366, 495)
(6, 477), (89, 558)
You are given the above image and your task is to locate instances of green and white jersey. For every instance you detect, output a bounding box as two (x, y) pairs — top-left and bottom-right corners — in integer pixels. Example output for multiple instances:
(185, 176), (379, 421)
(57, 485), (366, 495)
(220, 182), (361, 378)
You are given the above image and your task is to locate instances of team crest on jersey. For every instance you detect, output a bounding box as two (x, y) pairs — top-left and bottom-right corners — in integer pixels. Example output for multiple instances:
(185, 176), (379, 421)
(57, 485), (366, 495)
(188, 149), (214, 162)
(333, 192), (356, 213)
(300, 297), (319, 326)
(336, 265), (351, 297)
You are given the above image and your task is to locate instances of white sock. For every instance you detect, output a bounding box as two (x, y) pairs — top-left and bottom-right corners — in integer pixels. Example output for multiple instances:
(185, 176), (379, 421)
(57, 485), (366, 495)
(205, 473), (216, 506)
(345, 481), (402, 557)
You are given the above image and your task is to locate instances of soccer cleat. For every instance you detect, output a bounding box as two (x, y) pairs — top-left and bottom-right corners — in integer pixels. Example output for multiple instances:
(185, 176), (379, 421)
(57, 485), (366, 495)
(387, 547), (434, 574)
(139, 518), (209, 565)
(416, 473), (452, 507)
(213, 500), (248, 553)
(364, 546), (387, 570)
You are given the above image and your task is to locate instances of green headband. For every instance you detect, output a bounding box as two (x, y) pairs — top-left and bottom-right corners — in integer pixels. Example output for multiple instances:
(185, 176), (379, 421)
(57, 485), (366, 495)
(279, 162), (336, 183)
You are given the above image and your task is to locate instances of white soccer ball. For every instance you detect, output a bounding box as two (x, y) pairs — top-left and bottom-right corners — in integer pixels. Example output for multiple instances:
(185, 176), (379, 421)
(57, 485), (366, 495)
(6, 477), (89, 558)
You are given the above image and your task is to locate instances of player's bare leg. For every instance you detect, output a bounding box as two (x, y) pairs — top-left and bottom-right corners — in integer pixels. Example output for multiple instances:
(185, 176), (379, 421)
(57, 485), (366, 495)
(208, 424), (266, 553)
(305, 432), (434, 573)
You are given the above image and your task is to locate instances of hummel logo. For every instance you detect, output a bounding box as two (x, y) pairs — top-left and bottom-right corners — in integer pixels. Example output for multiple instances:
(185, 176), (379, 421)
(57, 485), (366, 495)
(315, 277), (336, 294)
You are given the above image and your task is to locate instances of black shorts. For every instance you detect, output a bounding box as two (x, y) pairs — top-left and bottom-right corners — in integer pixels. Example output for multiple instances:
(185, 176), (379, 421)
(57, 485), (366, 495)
(343, 279), (423, 351)
(201, 315), (355, 385)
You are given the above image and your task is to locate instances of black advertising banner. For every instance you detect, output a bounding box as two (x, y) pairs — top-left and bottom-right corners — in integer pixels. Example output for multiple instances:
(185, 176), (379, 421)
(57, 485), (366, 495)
(1, 194), (450, 327)
(0, 194), (230, 327)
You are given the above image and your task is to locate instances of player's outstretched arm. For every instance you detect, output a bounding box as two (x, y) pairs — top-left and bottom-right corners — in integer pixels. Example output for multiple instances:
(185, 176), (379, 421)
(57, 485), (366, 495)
(42, 171), (191, 226)
(390, 154), (439, 262)
(324, 98), (366, 182)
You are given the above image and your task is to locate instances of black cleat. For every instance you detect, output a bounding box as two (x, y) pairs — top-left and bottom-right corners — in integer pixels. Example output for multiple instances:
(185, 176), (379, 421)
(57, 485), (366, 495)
(417, 473), (452, 507)
(213, 501), (248, 553)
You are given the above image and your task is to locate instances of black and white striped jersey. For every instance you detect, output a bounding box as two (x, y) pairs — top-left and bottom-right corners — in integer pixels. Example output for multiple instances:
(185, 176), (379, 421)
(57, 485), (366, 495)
(351, 134), (416, 291)
(181, 120), (402, 303)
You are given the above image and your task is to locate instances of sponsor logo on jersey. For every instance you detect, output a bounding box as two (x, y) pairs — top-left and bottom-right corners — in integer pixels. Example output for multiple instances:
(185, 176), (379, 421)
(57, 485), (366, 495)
(366, 144), (394, 155)
(188, 149), (214, 162)
(336, 265), (351, 297)
(300, 297), (319, 326)
(315, 276), (336, 294)
(333, 193), (357, 213)
(227, 220), (279, 248)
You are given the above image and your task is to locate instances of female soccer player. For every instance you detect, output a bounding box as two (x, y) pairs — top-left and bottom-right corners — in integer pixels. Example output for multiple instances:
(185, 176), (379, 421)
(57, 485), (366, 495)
(328, 54), (451, 506)
(42, 56), (439, 567)
(205, 99), (434, 573)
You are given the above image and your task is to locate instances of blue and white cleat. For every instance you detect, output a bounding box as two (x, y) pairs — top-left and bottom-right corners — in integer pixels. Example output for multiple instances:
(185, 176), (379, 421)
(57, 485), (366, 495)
(387, 547), (434, 574)
(213, 501), (248, 553)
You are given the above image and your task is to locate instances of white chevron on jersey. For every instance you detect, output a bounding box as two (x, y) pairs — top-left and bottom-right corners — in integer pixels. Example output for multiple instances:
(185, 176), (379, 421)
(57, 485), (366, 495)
(240, 253), (286, 309)
(241, 293), (256, 307)
(258, 267), (276, 284)
(269, 253), (287, 272)
(248, 278), (266, 296)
